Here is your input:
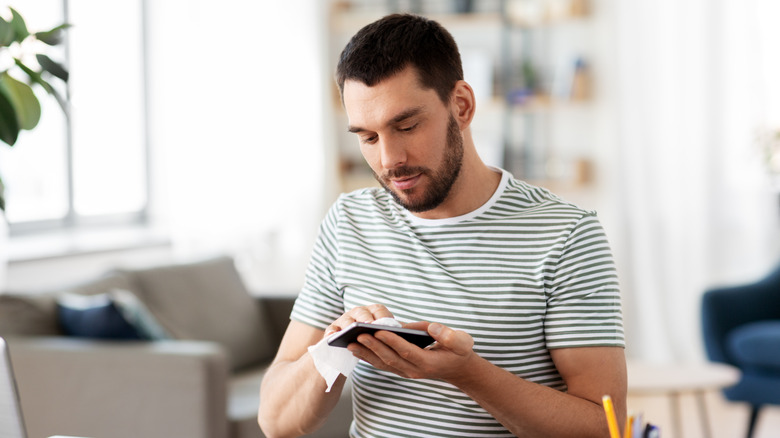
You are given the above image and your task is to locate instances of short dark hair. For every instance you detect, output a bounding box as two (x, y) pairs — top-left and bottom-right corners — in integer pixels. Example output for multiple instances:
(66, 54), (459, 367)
(336, 14), (463, 104)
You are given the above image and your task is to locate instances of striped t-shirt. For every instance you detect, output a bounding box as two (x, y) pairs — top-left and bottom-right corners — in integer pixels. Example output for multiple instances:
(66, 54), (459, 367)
(291, 168), (624, 438)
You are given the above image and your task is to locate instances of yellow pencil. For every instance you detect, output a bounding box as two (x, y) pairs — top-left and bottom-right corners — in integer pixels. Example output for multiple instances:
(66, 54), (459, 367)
(602, 395), (621, 438)
(624, 413), (634, 438)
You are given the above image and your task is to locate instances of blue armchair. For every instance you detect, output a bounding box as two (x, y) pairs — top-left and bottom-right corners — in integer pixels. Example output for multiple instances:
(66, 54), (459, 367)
(702, 265), (780, 438)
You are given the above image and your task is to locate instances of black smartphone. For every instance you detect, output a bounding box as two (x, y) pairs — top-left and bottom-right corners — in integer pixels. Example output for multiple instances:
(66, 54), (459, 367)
(327, 322), (435, 349)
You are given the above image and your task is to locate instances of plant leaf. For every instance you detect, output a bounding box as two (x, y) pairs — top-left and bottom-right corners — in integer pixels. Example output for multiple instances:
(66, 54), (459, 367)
(0, 72), (41, 130)
(13, 59), (69, 116)
(36, 54), (68, 81)
(13, 59), (42, 83)
(0, 16), (14, 46)
(8, 7), (29, 43)
(49, 86), (69, 116)
(0, 89), (20, 146)
(34, 23), (71, 46)
(0, 174), (5, 212)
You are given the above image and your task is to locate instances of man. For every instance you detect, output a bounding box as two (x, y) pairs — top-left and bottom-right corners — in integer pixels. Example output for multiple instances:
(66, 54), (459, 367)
(259, 13), (626, 438)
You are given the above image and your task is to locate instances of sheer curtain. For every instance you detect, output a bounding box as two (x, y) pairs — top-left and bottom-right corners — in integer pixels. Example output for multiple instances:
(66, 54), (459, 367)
(611, 0), (780, 362)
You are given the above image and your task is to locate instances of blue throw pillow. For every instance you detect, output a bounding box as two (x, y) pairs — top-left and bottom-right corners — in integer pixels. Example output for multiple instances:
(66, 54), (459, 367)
(57, 289), (170, 341)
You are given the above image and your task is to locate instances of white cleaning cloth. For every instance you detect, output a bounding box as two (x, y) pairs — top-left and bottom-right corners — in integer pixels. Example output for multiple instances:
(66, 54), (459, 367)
(309, 318), (402, 392)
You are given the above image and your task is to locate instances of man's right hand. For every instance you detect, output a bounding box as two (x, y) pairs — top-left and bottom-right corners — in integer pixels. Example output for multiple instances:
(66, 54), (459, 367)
(324, 303), (395, 338)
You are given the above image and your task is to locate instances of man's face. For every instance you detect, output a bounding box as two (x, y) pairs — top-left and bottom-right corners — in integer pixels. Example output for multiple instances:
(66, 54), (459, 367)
(343, 67), (463, 213)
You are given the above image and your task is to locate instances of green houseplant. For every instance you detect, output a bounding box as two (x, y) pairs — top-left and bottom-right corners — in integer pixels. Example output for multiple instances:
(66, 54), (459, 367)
(0, 6), (69, 212)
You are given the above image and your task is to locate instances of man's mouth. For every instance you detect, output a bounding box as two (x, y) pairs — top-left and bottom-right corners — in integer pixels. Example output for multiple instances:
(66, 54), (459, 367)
(388, 174), (421, 191)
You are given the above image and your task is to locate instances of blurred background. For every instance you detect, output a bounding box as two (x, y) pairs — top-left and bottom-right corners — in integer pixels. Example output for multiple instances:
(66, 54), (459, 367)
(1, 0), (779, 385)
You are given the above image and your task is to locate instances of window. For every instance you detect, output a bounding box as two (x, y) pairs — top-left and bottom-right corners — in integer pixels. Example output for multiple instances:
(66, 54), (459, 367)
(0, 0), (148, 234)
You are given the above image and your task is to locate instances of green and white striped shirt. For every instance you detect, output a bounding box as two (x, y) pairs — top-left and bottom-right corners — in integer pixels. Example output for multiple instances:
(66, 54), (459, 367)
(292, 169), (624, 438)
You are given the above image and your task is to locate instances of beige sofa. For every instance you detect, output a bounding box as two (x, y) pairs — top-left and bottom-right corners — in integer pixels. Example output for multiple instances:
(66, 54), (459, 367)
(0, 256), (353, 438)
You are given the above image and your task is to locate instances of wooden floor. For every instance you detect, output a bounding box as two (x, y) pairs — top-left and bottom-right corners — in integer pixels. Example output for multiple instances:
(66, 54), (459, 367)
(627, 391), (780, 438)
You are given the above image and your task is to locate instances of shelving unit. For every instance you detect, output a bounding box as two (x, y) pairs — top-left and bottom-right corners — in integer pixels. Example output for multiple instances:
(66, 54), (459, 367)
(326, 0), (596, 193)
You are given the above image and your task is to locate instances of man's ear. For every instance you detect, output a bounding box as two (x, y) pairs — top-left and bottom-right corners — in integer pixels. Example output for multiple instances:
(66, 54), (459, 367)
(451, 80), (476, 129)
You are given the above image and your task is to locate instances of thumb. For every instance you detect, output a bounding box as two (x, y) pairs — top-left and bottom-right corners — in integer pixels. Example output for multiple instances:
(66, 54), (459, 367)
(428, 323), (474, 355)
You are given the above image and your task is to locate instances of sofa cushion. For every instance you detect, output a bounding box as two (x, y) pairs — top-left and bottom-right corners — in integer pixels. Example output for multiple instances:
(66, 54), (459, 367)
(726, 320), (780, 373)
(57, 289), (171, 340)
(0, 294), (61, 336)
(123, 256), (276, 371)
(64, 271), (141, 297)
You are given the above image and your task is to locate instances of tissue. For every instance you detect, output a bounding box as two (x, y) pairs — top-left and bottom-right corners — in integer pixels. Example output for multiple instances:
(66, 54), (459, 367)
(370, 317), (402, 328)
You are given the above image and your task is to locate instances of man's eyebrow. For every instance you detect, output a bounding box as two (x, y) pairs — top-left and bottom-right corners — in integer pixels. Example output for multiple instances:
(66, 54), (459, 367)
(389, 106), (424, 125)
(347, 106), (425, 133)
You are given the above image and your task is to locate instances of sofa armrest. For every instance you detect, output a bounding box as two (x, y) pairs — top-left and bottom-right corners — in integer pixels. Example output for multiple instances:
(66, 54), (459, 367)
(7, 337), (230, 438)
(257, 295), (296, 347)
(702, 267), (780, 365)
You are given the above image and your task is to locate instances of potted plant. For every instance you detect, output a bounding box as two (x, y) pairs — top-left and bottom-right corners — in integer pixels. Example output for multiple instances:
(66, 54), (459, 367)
(0, 6), (69, 213)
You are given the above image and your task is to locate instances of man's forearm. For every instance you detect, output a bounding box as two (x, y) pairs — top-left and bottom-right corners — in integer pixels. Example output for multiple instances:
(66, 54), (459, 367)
(447, 355), (617, 438)
(258, 352), (345, 438)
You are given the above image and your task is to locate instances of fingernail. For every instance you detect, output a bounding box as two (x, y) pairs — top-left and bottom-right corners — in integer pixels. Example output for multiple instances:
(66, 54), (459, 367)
(429, 323), (443, 336)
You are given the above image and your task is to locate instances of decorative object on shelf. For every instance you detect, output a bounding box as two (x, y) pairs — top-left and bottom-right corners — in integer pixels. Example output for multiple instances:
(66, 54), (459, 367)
(507, 0), (589, 24)
(550, 55), (590, 101)
(0, 6), (69, 213)
(569, 56), (590, 100)
(453, 0), (474, 14)
(386, 0), (422, 14)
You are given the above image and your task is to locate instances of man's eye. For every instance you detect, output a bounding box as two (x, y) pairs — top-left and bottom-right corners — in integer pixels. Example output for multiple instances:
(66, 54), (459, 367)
(400, 123), (417, 132)
(360, 135), (377, 144)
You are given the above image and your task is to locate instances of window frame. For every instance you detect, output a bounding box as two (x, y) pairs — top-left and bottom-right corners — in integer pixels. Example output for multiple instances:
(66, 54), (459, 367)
(6, 0), (152, 238)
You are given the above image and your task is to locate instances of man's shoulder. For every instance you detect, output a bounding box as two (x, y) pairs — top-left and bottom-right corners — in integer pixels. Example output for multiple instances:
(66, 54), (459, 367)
(327, 187), (400, 223)
(498, 177), (594, 218)
(339, 186), (387, 200)
(336, 186), (393, 209)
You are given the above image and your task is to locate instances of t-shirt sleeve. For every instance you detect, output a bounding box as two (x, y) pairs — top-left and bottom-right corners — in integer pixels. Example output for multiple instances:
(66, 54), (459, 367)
(290, 201), (346, 330)
(544, 213), (625, 349)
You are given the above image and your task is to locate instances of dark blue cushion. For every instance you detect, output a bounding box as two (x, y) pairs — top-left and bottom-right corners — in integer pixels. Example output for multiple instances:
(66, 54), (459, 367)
(57, 290), (170, 341)
(726, 320), (780, 373)
(58, 294), (142, 340)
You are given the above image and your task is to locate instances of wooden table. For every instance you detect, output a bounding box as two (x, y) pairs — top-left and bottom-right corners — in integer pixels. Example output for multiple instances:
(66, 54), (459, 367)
(627, 361), (740, 438)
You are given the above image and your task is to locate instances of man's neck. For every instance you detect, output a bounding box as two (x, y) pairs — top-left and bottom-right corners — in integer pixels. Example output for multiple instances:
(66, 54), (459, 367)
(411, 163), (502, 220)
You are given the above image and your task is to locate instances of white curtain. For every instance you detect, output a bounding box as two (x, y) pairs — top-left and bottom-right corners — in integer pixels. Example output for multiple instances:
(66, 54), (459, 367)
(612, 0), (780, 362)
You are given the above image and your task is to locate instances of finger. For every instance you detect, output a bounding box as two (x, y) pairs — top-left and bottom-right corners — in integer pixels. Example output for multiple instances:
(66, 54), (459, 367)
(326, 315), (355, 335)
(324, 324), (344, 337)
(349, 333), (413, 378)
(346, 339), (385, 367)
(365, 303), (393, 320)
(325, 304), (394, 337)
(350, 304), (393, 323)
(402, 321), (430, 331)
(324, 310), (361, 337)
(427, 323), (474, 355)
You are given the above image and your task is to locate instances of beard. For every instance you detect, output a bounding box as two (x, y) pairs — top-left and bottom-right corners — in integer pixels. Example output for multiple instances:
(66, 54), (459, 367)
(374, 114), (464, 213)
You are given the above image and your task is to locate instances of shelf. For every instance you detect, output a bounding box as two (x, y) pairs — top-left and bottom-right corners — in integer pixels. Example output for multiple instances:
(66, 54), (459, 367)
(505, 0), (590, 27)
(506, 94), (591, 112)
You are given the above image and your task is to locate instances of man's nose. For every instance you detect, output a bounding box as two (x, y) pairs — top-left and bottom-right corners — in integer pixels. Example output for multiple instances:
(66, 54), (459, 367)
(379, 138), (407, 169)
